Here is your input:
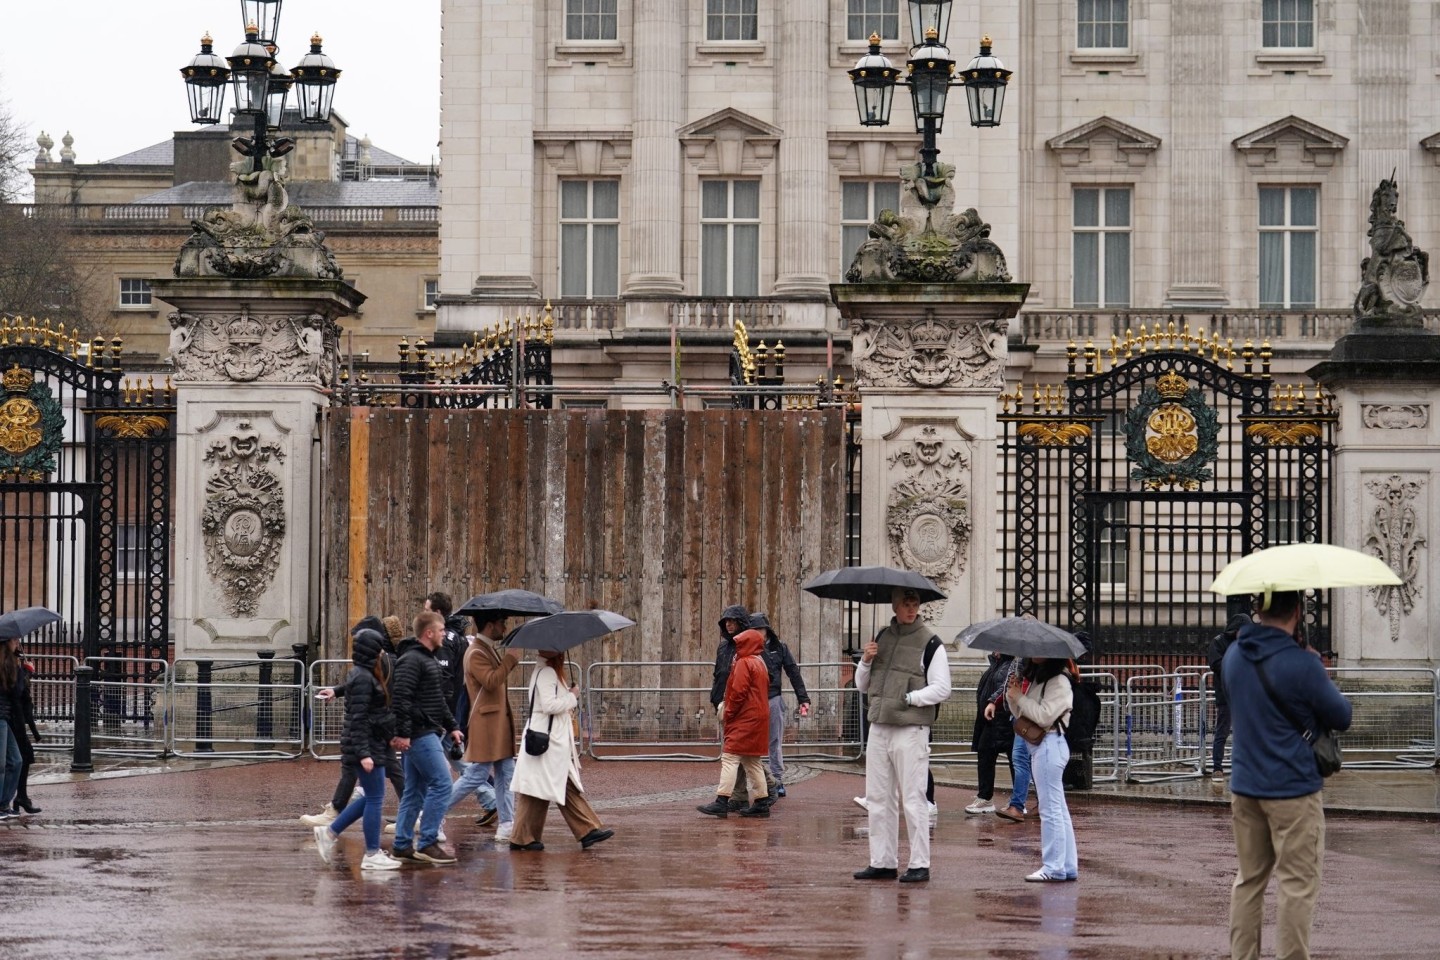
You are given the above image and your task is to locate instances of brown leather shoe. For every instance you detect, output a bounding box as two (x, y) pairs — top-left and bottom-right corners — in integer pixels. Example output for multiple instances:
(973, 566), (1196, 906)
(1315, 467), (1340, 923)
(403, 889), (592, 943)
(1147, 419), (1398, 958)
(996, 804), (1026, 822)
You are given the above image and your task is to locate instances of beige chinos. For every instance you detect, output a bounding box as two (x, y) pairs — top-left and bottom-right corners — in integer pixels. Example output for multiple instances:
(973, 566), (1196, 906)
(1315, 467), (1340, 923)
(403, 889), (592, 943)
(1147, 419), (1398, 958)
(1229, 791), (1325, 960)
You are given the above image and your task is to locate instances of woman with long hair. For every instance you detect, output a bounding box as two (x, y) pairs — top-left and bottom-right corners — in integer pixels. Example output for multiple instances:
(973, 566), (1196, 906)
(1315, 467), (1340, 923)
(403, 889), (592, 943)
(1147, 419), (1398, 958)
(508, 649), (613, 852)
(312, 628), (403, 870)
(1006, 656), (1078, 881)
(0, 637), (25, 820)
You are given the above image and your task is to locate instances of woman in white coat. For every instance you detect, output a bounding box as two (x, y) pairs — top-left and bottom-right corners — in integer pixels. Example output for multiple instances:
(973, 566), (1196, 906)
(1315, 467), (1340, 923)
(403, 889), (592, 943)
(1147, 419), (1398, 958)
(508, 649), (614, 851)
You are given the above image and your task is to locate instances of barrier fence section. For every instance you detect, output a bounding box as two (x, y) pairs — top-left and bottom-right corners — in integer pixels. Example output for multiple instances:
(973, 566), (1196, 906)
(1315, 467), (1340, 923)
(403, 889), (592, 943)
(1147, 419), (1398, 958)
(307, 659), (352, 759)
(775, 662), (864, 761)
(1078, 670), (1124, 785)
(170, 657), (306, 758)
(86, 657), (170, 757)
(26, 654), (78, 751)
(584, 661), (720, 760)
(1123, 672), (1207, 783)
(930, 660), (984, 761)
(1327, 666), (1438, 769)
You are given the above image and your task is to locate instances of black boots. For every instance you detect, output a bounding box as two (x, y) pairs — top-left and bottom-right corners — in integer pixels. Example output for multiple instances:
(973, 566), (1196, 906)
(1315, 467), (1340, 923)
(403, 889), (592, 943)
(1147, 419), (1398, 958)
(696, 796), (730, 818)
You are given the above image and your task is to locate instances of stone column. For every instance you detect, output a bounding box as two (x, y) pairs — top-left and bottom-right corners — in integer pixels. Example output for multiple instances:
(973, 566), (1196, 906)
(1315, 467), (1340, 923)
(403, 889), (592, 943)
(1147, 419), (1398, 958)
(831, 282), (1029, 643)
(624, 0), (685, 297)
(772, 0), (830, 300)
(1164, 1), (1226, 307)
(152, 278), (365, 659)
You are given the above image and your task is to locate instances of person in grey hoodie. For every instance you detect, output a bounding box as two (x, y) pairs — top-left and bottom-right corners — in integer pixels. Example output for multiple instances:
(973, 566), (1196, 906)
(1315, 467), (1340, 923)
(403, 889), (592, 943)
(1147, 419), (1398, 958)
(1221, 590), (1351, 960)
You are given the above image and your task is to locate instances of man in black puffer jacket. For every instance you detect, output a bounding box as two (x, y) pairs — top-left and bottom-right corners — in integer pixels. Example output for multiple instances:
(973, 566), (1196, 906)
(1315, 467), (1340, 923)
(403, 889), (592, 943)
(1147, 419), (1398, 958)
(390, 610), (463, 866)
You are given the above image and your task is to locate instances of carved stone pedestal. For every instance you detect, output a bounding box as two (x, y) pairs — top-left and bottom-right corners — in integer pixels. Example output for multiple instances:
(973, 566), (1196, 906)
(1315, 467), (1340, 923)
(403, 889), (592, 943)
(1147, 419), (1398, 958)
(1310, 354), (1440, 664)
(832, 282), (1029, 645)
(152, 278), (364, 658)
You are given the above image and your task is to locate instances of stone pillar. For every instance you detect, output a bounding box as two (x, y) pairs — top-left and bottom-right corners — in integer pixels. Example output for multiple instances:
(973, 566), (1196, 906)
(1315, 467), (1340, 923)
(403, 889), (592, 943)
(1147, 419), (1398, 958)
(152, 278), (365, 658)
(1164, 1), (1226, 307)
(772, 0), (830, 298)
(624, 0), (685, 297)
(831, 282), (1029, 643)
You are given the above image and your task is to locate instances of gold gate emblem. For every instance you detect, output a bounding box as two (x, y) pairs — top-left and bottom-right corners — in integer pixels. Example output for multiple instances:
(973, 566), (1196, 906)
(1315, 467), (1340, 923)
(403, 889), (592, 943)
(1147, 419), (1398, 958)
(0, 365), (43, 456)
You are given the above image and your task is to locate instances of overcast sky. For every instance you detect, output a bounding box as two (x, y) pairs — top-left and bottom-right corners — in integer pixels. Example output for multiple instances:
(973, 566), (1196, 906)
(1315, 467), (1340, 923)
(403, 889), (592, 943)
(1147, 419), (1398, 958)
(2, 0), (441, 178)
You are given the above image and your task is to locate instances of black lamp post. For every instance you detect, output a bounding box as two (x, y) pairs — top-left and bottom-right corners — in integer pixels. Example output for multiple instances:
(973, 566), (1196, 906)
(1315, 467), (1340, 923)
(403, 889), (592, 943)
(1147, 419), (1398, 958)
(180, 1), (342, 173)
(847, 0), (1012, 178)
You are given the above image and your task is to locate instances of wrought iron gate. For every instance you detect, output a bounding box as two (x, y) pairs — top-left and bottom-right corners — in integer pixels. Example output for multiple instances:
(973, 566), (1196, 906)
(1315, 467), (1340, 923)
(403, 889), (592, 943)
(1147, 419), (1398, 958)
(1000, 327), (1336, 657)
(0, 317), (174, 671)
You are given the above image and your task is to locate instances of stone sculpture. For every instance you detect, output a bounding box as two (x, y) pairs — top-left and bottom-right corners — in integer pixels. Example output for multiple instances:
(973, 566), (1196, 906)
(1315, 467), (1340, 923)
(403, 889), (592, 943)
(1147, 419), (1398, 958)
(1353, 176), (1429, 328)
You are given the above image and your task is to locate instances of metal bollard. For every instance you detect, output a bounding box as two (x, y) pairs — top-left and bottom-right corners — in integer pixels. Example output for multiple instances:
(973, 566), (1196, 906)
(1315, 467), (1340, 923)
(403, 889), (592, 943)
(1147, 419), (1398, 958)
(70, 665), (94, 773)
(196, 660), (214, 752)
(256, 650), (275, 742)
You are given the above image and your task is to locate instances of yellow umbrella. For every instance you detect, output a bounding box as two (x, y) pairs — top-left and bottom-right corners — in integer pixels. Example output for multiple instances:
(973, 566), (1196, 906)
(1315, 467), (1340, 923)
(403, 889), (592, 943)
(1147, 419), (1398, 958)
(1209, 543), (1401, 598)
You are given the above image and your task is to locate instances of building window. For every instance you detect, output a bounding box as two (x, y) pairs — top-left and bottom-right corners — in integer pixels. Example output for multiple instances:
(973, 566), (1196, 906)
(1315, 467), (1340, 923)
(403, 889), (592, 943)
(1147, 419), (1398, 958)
(560, 180), (619, 299)
(707, 0), (757, 41)
(847, 0), (899, 41)
(1073, 187), (1131, 308)
(1266, 496), (1302, 546)
(423, 280), (439, 311)
(841, 180), (901, 275)
(1262, 0), (1313, 48)
(565, 0), (617, 41)
(116, 523), (145, 580)
(1097, 500), (1129, 589)
(1077, 0), (1128, 48)
(119, 278), (152, 307)
(1258, 186), (1317, 308)
(701, 180), (760, 297)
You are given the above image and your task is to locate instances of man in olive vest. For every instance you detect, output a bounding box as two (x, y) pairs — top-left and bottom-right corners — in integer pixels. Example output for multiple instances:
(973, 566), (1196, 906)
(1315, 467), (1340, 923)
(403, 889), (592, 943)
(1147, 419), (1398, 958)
(852, 587), (951, 884)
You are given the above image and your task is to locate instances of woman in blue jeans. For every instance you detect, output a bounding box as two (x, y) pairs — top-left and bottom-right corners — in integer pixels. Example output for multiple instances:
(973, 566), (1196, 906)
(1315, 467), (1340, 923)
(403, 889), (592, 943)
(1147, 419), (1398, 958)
(0, 636), (25, 818)
(1006, 657), (1078, 882)
(313, 628), (402, 870)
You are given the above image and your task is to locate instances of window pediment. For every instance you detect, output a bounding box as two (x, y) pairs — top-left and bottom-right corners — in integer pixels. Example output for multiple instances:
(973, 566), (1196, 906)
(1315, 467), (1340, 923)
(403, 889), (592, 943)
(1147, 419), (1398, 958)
(1232, 116), (1348, 168)
(678, 108), (781, 175)
(1420, 132), (1440, 165)
(1046, 116), (1161, 168)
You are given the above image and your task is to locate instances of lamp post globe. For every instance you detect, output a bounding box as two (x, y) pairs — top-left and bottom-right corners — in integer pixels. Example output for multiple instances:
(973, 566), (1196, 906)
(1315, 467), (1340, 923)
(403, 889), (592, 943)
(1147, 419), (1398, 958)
(847, 33), (899, 127)
(240, 0), (284, 47)
(227, 24), (276, 115)
(291, 33), (342, 125)
(907, 0), (953, 47)
(265, 52), (294, 129)
(961, 36), (1012, 128)
(181, 33), (231, 125)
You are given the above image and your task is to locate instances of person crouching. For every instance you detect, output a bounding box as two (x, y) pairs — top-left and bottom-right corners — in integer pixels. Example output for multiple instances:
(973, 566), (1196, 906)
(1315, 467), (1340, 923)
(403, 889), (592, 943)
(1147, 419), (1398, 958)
(697, 628), (772, 819)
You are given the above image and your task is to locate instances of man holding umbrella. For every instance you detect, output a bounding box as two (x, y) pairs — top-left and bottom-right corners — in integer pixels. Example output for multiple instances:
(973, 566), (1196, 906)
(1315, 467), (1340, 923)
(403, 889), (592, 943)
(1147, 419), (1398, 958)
(852, 587), (951, 884)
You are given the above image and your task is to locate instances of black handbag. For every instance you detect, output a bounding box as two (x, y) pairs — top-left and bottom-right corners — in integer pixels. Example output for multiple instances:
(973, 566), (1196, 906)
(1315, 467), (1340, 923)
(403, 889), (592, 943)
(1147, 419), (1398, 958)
(522, 683), (554, 756)
(1255, 659), (1342, 778)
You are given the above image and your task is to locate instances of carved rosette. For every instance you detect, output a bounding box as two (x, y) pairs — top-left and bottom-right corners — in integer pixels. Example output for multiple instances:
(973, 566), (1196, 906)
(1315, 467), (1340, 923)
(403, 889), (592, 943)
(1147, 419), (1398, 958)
(201, 421), (287, 617)
(886, 425), (972, 616)
(168, 311), (339, 385)
(1362, 474), (1426, 644)
(851, 316), (1007, 390)
(1360, 404), (1429, 430)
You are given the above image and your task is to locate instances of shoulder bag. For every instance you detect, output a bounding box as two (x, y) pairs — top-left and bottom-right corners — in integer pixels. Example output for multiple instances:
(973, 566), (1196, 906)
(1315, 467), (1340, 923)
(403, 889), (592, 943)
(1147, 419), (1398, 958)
(1011, 677), (1056, 747)
(522, 680), (554, 756)
(1254, 659), (1342, 777)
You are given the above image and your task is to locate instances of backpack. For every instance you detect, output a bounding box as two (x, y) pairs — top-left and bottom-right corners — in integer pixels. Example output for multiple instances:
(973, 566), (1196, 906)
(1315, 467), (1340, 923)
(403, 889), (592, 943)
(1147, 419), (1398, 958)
(1064, 678), (1102, 750)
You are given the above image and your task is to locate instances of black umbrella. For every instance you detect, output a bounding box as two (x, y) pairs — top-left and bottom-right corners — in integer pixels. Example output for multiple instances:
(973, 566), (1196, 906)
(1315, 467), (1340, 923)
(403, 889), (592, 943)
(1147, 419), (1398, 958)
(457, 589), (564, 619)
(0, 606), (62, 640)
(956, 617), (1087, 660)
(802, 565), (946, 604)
(503, 609), (635, 652)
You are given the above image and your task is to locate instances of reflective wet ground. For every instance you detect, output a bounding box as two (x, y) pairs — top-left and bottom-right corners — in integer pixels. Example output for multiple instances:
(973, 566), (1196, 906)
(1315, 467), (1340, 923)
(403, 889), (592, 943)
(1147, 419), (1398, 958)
(5, 759), (1439, 959)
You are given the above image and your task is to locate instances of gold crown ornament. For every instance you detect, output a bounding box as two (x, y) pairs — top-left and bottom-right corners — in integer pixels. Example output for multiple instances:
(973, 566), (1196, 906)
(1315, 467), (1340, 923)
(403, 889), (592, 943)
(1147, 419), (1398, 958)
(1155, 370), (1189, 400)
(3, 364), (36, 394)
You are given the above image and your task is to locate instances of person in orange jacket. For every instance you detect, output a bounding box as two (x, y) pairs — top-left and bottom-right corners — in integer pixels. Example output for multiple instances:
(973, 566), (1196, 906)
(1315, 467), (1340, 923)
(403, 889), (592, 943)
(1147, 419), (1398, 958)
(696, 628), (773, 819)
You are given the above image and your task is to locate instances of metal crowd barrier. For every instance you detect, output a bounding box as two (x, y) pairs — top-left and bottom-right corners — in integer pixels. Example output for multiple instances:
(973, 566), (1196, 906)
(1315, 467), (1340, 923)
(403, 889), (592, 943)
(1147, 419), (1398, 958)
(307, 659), (352, 759)
(86, 656), (170, 757)
(1326, 666), (1438, 769)
(1078, 669), (1124, 784)
(1123, 672), (1208, 783)
(775, 662), (865, 761)
(26, 654), (79, 751)
(584, 661), (719, 760)
(170, 657), (305, 758)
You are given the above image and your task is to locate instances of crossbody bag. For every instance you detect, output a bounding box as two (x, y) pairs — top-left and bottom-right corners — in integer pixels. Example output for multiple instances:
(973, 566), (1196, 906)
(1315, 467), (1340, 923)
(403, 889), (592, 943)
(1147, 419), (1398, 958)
(1254, 659), (1342, 777)
(522, 678), (554, 756)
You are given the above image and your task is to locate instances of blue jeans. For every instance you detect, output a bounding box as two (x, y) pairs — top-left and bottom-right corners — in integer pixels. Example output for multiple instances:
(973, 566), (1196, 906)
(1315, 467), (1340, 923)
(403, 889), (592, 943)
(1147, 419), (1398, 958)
(330, 762), (386, 852)
(393, 733), (451, 851)
(767, 696), (785, 781)
(1030, 732), (1078, 878)
(0, 719), (21, 808)
(446, 756), (515, 824)
(1007, 734), (1032, 811)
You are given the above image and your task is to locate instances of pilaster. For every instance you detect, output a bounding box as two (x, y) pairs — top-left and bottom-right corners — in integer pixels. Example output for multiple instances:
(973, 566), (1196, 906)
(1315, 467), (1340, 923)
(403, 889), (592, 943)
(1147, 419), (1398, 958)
(624, 0), (685, 295)
(772, 0), (830, 297)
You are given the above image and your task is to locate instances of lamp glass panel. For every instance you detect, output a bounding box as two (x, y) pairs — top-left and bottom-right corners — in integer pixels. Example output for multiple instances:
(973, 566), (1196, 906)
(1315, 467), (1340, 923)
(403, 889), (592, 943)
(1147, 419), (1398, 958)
(911, 70), (948, 117)
(232, 69), (269, 112)
(186, 81), (226, 124)
(907, 0), (952, 46)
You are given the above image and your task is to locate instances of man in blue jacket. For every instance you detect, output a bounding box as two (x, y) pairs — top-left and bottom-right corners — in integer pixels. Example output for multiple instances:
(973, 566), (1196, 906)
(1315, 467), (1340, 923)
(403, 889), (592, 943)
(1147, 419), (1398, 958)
(1221, 590), (1352, 960)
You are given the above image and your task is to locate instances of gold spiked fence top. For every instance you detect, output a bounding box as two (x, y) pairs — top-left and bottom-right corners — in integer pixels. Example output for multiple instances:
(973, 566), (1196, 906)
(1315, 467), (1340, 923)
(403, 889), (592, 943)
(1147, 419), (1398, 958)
(1064, 320), (1272, 379)
(1001, 378), (1335, 417)
(392, 302), (556, 384)
(732, 319), (789, 386)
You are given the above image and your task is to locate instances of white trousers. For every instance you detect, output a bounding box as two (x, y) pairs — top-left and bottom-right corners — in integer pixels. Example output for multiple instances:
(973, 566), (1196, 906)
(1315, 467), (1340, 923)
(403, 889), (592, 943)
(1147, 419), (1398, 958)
(864, 723), (931, 870)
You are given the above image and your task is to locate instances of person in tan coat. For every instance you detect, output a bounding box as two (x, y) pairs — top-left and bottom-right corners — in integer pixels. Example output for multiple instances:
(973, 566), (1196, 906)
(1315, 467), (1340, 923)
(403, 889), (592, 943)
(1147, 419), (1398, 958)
(444, 612), (522, 842)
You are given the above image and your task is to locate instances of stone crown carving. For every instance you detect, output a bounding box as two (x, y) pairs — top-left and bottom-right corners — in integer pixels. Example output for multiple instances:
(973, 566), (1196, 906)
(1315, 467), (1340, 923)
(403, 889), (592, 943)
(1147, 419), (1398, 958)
(168, 311), (339, 385)
(851, 315), (1007, 390)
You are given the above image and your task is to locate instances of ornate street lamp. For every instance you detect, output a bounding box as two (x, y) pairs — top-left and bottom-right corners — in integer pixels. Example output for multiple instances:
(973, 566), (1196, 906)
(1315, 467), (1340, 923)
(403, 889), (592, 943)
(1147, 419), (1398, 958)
(240, 0), (284, 46)
(180, 34), (231, 125)
(846, 0), (1011, 177)
(290, 34), (342, 125)
(264, 53), (294, 129)
(227, 24), (275, 115)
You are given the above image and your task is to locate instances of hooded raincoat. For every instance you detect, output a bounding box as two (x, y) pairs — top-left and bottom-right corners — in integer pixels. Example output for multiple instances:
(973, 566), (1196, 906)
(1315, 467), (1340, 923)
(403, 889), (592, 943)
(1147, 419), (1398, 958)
(722, 629), (770, 756)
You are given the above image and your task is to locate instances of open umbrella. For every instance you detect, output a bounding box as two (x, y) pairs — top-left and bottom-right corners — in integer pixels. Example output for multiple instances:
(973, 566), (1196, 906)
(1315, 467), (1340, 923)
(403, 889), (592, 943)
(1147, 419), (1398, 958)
(457, 589), (564, 619)
(802, 565), (946, 604)
(956, 617), (1087, 660)
(0, 606), (62, 640)
(1208, 543), (1401, 597)
(503, 609), (635, 652)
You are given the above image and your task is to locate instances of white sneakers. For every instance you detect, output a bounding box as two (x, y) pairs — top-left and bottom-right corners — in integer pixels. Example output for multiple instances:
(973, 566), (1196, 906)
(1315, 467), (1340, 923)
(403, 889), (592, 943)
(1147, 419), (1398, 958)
(965, 796), (996, 815)
(928, 801), (939, 822)
(494, 821), (514, 843)
(853, 796), (869, 811)
(361, 850), (403, 871)
(299, 803), (338, 827)
(314, 825), (337, 864)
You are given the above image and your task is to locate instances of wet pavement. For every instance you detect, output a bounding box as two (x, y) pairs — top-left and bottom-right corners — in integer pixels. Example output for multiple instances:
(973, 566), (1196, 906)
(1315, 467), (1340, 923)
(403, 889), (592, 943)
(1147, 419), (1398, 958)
(5, 756), (1439, 959)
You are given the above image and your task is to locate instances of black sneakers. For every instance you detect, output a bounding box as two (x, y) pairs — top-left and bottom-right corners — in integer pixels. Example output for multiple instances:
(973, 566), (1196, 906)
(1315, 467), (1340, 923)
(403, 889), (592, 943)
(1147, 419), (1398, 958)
(580, 828), (614, 849)
(509, 840), (544, 852)
(475, 808), (498, 827)
(853, 866), (899, 880)
(899, 868), (930, 883)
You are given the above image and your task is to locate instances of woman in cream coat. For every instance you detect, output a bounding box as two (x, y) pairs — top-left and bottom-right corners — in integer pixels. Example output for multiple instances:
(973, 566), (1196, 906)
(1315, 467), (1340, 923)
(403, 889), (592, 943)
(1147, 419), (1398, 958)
(508, 650), (614, 851)
(1006, 656), (1078, 882)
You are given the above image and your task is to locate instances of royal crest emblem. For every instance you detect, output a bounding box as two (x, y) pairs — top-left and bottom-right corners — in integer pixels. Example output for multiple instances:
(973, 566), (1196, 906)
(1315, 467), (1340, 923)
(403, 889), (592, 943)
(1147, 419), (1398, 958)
(0, 364), (66, 481)
(1124, 370), (1218, 490)
(200, 421), (287, 616)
